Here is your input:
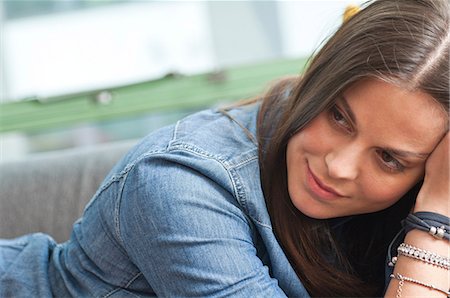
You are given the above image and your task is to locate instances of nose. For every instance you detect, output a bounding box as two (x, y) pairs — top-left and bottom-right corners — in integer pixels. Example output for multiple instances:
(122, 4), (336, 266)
(325, 145), (359, 181)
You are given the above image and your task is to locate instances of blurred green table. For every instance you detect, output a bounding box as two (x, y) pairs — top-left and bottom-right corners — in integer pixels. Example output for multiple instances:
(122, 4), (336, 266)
(0, 57), (307, 133)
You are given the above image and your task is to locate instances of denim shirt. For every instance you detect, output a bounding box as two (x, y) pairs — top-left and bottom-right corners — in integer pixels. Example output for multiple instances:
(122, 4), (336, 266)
(0, 102), (399, 297)
(42, 103), (311, 297)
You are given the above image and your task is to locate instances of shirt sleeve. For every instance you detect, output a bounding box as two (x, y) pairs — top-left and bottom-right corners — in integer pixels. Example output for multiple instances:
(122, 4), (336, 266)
(118, 154), (287, 297)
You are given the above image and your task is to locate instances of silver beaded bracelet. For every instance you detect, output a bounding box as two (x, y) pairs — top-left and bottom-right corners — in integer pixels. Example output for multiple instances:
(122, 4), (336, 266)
(390, 273), (450, 298)
(396, 243), (450, 270)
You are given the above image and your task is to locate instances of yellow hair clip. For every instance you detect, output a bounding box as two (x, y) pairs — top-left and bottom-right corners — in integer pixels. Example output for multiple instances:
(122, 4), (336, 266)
(343, 4), (360, 23)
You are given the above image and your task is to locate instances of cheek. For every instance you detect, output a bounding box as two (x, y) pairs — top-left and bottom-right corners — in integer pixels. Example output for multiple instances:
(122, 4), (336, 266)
(360, 174), (419, 207)
(297, 117), (333, 154)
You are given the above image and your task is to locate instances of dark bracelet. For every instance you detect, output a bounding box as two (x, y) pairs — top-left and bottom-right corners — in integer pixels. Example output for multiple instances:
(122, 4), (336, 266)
(402, 212), (450, 241)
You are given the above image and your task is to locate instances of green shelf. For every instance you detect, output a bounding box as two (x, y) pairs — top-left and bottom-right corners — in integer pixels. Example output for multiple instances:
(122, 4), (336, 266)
(0, 57), (307, 133)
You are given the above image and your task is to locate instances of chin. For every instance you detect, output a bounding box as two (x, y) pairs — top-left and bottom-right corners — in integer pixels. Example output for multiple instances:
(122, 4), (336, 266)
(290, 197), (336, 220)
(301, 209), (340, 220)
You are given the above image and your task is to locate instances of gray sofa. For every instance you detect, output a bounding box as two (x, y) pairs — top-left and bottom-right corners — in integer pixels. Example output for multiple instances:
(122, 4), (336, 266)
(0, 139), (137, 243)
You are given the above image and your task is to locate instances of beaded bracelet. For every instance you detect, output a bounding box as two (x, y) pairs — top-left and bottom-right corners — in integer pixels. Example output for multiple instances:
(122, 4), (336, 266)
(402, 212), (450, 241)
(395, 243), (450, 270)
(390, 273), (450, 298)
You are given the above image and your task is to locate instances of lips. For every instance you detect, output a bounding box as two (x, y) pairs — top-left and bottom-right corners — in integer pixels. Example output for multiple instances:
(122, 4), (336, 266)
(306, 164), (344, 200)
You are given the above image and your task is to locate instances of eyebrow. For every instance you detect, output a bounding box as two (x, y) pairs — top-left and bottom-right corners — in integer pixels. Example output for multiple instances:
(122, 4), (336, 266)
(338, 96), (430, 160)
(384, 148), (430, 160)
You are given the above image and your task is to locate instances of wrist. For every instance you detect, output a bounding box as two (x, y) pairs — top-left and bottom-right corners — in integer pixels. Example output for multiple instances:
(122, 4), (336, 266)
(413, 196), (450, 217)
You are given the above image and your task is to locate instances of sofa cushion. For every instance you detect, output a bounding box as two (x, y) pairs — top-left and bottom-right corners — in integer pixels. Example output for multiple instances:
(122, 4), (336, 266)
(0, 140), (136, 243)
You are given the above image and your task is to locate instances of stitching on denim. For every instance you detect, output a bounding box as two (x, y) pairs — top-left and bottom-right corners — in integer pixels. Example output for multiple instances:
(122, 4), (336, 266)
(102, 288), (120, 298)
(102, 271), (144, 297)
(169, 143), (230, 169)
(83, 149), (165, 214)
(93, 200), (129, 257)
(218, 108), (258, 146)
(228, 168), (271, 229)
(228, 168), (248, 211)
(169, 120), (181, 147)
(229, 163), (273, 230)
(167, 143), (262, 228)
(230, 154), (258, 169)
(104, 142), (270, 247)
(169, 143), (272, 229)
(113, 149), (178, 247)
(100, 149), (167, 188)
(252, 218), (273, 230)
(104, 289), (141, 298)
(124, 272), (143, 288)
(114, 172), (129, 249)
(82, 177), (120, 213)
(101, 266), (142, 298)
(170, 143), (223, 158)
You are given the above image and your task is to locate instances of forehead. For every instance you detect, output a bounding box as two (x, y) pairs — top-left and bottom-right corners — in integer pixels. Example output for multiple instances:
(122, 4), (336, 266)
(342, 79), (447, 152)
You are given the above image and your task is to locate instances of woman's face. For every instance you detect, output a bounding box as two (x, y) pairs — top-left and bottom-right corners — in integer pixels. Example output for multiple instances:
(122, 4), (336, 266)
(286, 78), (447, 219)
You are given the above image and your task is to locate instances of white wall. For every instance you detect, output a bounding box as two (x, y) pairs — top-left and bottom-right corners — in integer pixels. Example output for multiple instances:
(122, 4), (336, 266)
(207, 1), (283, 68)
(2, 0), (365, 103)
(279, 0), (365, 58)
(2, 2), (214, 102)
(0, 0), (7, 101)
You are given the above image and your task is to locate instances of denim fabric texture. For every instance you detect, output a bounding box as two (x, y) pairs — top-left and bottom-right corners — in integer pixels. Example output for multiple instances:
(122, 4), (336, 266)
(0, 103), (399, 297)
(1, 104), (311, 297)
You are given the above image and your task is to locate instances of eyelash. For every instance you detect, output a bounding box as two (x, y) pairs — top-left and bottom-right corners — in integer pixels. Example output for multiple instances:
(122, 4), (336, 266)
(329, 105), (352, 133)
(377, 150), (405, 172)
(328, 105), (405, 173)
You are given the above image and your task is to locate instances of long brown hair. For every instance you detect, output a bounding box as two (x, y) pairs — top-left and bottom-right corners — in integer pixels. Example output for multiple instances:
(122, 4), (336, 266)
(257, 0), (449, 297)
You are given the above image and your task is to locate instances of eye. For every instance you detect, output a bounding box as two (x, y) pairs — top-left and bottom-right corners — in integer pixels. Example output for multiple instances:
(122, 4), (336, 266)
(330, 105), (352, 132)
(378, 150), (405, 172)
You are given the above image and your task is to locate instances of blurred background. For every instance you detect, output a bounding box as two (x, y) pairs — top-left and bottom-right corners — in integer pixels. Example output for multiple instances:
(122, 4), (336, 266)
(0, 0), (364, 162)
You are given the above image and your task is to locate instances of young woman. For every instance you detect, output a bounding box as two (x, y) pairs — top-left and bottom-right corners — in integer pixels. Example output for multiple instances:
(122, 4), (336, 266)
(1, 0), (448, 297)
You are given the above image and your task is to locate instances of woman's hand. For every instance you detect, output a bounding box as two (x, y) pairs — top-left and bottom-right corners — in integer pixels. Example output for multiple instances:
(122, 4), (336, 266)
(414, 132), (449, 216)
